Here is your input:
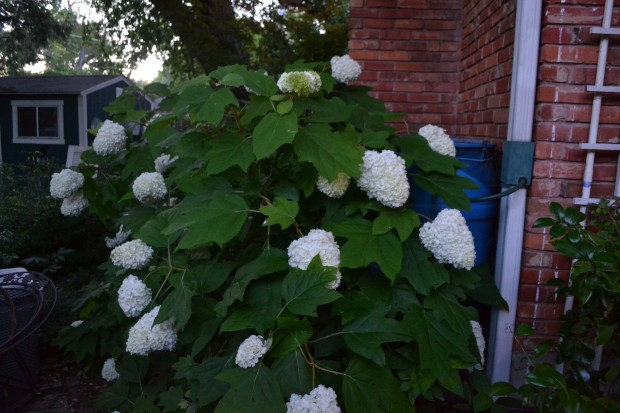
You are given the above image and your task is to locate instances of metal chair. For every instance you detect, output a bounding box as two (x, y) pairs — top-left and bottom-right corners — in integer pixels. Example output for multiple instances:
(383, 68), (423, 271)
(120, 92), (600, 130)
(0, 271), (57, 412)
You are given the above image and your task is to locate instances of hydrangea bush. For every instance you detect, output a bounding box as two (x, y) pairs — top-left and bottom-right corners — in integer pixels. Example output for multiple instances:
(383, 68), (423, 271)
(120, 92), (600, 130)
(55, 59), (507, 412)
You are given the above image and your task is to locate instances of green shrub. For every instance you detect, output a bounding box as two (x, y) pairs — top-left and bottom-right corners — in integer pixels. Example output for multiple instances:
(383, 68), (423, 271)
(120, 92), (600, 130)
(55, 61), (508, 413)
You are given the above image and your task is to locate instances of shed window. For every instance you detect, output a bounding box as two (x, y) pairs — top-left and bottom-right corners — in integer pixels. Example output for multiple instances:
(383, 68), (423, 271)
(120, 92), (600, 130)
(11, 100), (64, 144)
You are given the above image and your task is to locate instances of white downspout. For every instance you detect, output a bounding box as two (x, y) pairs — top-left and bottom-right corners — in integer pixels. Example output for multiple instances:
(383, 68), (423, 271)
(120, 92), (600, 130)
(488, 0), (542, 384)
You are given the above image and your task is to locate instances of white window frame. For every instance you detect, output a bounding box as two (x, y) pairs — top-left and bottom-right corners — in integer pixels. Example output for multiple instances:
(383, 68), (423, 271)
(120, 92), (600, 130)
(11, 100), (65, 144)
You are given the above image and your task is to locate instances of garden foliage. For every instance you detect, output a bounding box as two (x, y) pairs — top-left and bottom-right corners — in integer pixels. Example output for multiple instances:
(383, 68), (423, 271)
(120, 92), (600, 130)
(55, 60), (508, 412)
(513, 200), (620, 412)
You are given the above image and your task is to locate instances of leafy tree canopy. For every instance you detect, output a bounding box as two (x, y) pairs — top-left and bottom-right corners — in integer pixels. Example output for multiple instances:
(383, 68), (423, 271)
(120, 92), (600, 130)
(0, 0), (71, 75)
(90, 0), (349, 79)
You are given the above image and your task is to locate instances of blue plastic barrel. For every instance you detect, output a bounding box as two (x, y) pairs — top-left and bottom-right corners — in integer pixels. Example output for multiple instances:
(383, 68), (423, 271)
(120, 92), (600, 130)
(410, 139), (500, 267)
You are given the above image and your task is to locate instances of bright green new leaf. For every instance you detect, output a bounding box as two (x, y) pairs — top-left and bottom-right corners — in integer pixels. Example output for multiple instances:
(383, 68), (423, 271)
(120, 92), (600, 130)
(253, 112), (298, 159)
(190, 88), (239, 126)
(372, 207), (420, 241)
(401, 237), (450, 296)
(215, 366), (286, 413)
(413, 172), (478, 211)
(342, 356), (411, 413)
(164, 191), (248, 249)
(260, 197), (299, 229)
(281, 261), (342, 316)
(276, 99), (293, 115)
(205, 132), (254, 174)
(329, 218), (402, 282)
(293, 124), (364, 181)
(342, 311), (409, 366)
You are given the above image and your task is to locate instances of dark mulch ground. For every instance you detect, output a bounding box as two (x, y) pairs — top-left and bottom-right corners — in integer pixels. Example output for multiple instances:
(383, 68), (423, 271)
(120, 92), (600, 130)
(20, 345), (107, 413)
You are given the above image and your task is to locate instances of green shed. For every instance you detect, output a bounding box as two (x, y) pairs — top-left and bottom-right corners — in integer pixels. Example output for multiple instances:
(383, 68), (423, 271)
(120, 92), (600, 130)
(0, 75), (155, 165)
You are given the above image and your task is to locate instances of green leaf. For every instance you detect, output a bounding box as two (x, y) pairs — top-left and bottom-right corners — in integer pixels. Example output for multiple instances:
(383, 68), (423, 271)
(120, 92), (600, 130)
(220, 278), (282, 333)
(270, 317), (313, 358)
(400, 237), (450, 295)
(116, 355), (150, 384)
(159, 386), (185, 412)
(276, 99), (293, 115)
(220, 73), (245, 87)
(329, 218), (402, 282)
(361, 129), (390, 148)
(164, 191), (248, 249)
(260, 197), (299, 229)
(281, 260), (342, 317)
(402, 303), (474, 395)
(189, 88), (239, 126)
(525, 364), (566, 389)
(158, 387), (184, 412)
(293, 124), (364, 181)
(272, 349), (313, 396)
(373, 207), (420, 241)
(342, 311), (409, 366)
(94, 381), (131, 410)
(549, 202), (565, 219)
(300, 97), (350, 123)
(205, 132), (254, 174)
(253, 112), (298, 159)
(466, 266), (509, 310)
(173, 356), (231, 406)
(175, 130), (212, 160)
(241, 96), (273, 125)
(424, 288), (476, 339)
(596, 324), (614, 345)
(215, 367), (286, 413)
(533, 217), (557, 228)
(413, 172), (479, 210)
(156, 283), (193, 329)
(342, 356), (411, 413)
(186, 261), (237, 295)
(122, 143), (154, 180)
(133, 395), (160, 413)
(490, 382), (517, 397)
(139, 209), (181, 248)
(394, 134), (467, 173)
(215, 250), (289, 316)
(244, 70), (278, 96)
(191, 317), (223, 357)
(515, 324), (533, 336)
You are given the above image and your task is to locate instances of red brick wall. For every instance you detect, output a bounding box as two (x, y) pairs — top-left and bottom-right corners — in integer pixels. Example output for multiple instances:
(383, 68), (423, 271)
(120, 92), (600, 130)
(348, 0), (463, 134)
(456, 0), (515, 145)
(519, 0), (620, 349)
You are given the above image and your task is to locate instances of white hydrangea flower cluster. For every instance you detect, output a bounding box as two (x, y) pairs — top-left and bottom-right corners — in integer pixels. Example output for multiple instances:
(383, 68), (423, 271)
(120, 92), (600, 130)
(235, 335), (268, 368)
(287, 229), (341, 289)
(470, 320), (485, 370)
(418, 124), (456, 157)
(93, 120), (127, 156)
(132, 172), (167, 204)
(330, 54), (362, 83)
(357, 150), (409, 208)
(419, 209), (476, 270)
(105, 225), (132, 249)
(101, 358), (120, 382)
(277, 71), (321, 96)
(316, 173), (350, 199)
(50, 169), (84, 199)
(126, 306), (177, 356)
(118, 275), (152, 317)
(110, 239), (154, 270)
(154, 153), (178, 173)
(286, 385), (341, 413)
(60, 192), (89, 216)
